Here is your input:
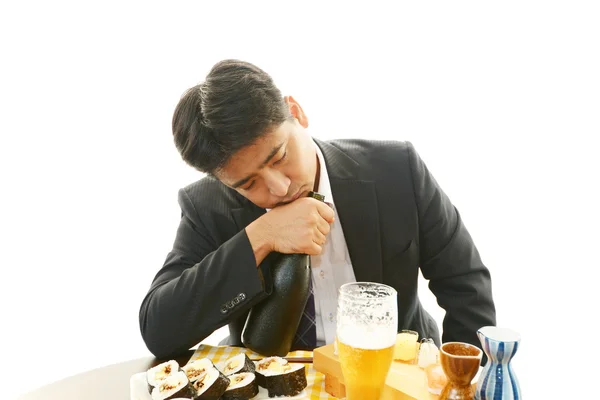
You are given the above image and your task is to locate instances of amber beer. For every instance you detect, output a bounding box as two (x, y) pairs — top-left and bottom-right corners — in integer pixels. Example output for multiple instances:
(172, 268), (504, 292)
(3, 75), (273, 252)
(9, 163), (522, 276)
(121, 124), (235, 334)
(336, 282), (398, 400)
(337, 338), (395, 399)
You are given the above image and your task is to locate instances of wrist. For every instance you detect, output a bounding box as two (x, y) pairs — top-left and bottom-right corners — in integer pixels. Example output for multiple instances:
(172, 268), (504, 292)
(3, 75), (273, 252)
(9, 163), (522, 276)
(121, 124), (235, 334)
(245, 218), (273, 266)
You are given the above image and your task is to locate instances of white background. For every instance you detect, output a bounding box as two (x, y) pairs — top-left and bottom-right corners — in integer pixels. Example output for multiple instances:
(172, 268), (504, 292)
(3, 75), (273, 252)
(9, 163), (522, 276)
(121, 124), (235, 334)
(1, 1), (598, 399)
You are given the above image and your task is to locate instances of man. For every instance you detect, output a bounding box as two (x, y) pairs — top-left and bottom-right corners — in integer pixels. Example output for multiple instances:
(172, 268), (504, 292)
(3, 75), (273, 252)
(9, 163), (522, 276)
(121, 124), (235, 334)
(139, 59), (496, 360)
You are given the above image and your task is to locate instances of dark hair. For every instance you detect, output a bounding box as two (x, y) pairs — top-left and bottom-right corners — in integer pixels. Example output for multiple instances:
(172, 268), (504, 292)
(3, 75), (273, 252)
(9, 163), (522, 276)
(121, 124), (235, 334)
(172, 59), (291, 174)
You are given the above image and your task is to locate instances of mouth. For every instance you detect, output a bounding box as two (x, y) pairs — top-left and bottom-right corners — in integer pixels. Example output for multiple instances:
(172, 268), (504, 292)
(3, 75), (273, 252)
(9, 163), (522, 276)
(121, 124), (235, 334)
(289, 190), (303, 202)
(277, 188), (304, 206)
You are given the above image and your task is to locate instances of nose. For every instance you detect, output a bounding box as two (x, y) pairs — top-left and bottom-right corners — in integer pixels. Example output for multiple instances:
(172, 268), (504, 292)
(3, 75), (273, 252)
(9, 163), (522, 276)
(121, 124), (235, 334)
(263, 169), (291, 197)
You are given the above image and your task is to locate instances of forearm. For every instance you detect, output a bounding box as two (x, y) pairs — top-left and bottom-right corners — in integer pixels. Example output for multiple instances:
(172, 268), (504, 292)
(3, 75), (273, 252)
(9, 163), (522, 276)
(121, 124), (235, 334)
(245, 217), (274, 266)
(407, 141), (496, 347)
(426, 215), (496, 346)
(139, 230), (269, 359)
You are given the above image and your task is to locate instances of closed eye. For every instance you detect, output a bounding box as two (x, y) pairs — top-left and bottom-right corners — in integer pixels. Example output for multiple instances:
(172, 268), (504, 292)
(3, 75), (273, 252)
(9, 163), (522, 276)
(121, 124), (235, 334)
(273, 150), (287, 166)
(242, 181), (255, 191)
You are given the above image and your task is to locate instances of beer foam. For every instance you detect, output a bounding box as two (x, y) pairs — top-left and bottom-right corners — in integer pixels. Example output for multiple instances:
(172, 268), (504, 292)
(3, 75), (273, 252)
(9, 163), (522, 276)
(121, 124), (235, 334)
(338, 327), (396, 350)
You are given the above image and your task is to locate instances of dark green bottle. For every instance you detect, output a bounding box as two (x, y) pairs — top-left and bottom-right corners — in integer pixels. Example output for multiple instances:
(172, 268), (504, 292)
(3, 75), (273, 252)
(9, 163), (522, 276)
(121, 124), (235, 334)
(241, 191), (325, 356)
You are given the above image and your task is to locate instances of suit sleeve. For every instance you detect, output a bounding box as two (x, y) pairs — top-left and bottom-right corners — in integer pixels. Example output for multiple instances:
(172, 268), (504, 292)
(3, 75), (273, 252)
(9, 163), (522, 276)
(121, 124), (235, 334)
(139, 188), (270, 359)
(406, 142), (496, 349)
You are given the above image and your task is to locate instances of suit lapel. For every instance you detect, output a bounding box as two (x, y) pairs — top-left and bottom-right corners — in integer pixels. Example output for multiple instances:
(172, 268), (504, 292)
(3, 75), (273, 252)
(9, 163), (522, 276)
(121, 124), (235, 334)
(331, 179), (383, 283)
(316, 140), (383, 284)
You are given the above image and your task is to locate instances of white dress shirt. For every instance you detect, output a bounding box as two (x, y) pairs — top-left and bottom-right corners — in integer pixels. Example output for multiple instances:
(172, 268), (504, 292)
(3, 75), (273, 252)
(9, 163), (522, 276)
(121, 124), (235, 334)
(310, 142), (356, 346)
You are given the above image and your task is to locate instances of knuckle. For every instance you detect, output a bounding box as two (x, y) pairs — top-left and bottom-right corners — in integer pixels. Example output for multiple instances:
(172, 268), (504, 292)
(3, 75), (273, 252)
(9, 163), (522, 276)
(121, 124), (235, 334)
(303, 231), (313, 242)
(302, 197), (316, 207)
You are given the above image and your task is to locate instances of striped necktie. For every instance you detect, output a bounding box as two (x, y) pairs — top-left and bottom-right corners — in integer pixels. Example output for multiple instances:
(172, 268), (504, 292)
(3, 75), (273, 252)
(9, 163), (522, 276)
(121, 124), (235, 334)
(291, 277), (317, 350)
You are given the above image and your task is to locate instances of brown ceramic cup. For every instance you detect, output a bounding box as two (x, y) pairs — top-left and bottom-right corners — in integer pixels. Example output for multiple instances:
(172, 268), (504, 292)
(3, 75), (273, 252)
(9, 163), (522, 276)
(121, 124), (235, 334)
(438, 342), (482, 400)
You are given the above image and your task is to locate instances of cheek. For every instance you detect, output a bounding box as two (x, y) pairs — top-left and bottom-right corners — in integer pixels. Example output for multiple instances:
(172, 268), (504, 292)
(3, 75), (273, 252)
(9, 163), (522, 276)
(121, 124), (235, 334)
(286, 154), (310, 179)
(282, 166), (303, 185)
(239, 187), (273, 208)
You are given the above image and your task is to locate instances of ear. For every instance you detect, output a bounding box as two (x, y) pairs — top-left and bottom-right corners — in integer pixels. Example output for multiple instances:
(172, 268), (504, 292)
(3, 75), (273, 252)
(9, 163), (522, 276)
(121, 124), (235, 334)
(284, 95), (309, 128)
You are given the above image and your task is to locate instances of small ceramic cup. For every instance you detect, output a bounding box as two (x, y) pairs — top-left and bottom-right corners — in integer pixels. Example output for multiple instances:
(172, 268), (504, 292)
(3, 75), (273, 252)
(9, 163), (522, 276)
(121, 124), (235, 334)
(425, 363), (447, 395)
(438, 342), (482, 400)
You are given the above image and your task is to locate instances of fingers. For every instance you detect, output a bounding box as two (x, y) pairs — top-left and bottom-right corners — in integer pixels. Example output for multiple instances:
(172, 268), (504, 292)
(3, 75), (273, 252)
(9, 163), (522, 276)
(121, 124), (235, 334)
(308, 229), (326, 255)
(316, 217), (331, 236)
(307, 242), (323, 255)
(269, 197), (334, 255)
(314, 229), (327, 246)
(315, 201), (335, 223)
(296, 197), (334, 223)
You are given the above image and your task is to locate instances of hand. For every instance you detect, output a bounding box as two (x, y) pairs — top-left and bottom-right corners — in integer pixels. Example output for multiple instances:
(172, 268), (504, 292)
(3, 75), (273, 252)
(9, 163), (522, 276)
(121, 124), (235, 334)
(246, 197), (335, 260)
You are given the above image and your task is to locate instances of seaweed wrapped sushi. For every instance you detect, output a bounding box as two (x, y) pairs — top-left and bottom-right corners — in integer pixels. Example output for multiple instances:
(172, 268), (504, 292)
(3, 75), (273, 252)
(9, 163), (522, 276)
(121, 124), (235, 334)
(222, 372), (259, 399)
(221, 353), (256, 376)
(255, 356), (307, 397)
(150, 371), (194, 400)
(190, 366), (230, 400)
(182, 358), (215, 384)
(147, 360), (180, 393)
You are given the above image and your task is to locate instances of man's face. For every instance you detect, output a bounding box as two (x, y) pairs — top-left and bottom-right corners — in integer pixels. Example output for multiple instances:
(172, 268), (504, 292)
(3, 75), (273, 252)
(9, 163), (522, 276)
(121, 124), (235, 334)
(215, 97), (318, 209)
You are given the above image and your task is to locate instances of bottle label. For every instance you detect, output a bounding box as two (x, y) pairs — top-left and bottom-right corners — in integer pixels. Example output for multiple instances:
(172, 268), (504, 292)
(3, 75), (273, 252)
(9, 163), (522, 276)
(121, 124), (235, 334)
(307, 191), (326, 202)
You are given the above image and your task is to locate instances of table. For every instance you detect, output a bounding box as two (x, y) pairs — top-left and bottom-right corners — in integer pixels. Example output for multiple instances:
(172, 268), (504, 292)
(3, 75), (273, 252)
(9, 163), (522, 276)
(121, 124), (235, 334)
(17, 350), (194, 400)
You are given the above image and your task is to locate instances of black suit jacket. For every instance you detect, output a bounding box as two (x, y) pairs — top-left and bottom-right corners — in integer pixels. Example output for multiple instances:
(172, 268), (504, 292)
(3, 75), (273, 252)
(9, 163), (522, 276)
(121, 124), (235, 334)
(139, 139), (496, 359)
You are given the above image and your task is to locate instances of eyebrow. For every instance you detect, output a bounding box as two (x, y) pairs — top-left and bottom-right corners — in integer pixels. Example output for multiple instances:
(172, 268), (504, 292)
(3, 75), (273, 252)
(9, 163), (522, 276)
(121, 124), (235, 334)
(231, 142), (285, 188)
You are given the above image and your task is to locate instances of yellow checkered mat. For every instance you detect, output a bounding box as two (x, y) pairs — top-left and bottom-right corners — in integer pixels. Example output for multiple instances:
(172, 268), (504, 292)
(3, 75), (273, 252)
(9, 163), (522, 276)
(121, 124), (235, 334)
(190, 344), (335, 399)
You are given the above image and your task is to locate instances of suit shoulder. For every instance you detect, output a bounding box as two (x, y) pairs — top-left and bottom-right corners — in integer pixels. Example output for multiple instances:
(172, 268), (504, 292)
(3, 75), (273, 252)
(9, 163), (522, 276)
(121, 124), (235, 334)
(327, 138), (415, 166)
(179, 175), (248, 215)
(181, 174), (222, 197)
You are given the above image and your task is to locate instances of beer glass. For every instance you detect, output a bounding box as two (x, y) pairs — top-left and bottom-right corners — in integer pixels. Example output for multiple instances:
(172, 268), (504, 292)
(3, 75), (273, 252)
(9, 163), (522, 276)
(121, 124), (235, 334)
(336, 282), (398, 400)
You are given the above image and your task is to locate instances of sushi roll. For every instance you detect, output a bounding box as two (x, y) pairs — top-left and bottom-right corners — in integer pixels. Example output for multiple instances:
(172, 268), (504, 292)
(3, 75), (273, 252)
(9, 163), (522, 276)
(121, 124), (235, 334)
(222, 372), (259, 399)
(190, 366), (230, 400)
(253, 356), (285, 388)
(253, 364), (266, 388)
(254, 356), (288, 387)
(221, 353), (255, 376)
(182, 358), (215, 383)
(147, 360), (180, 393)
(255, 357), (307, 397)
(151, 371), (194, 400)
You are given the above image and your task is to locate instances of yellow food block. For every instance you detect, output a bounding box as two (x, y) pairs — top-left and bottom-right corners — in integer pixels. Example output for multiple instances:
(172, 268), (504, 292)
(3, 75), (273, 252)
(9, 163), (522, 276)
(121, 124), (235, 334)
(313, 343), (344, 384)
(324, 374), (346, 398)
(393, 332), (420, 362)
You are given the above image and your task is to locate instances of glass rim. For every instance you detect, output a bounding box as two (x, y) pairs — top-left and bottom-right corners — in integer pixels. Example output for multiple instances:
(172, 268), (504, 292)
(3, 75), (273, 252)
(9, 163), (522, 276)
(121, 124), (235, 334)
(338, 281), (397, 300)
(401, 329), (419, 336)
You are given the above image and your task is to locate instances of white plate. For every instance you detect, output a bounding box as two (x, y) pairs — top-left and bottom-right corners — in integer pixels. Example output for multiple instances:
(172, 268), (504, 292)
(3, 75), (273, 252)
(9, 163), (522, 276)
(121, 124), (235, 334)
(129, 372), (309, 400)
